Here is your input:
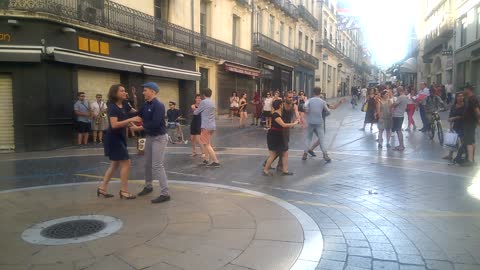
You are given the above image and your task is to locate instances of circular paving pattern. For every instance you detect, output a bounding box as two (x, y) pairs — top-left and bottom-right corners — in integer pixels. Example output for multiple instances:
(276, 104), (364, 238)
(1, 181), (322, 270)
(21, 215), (122, 245)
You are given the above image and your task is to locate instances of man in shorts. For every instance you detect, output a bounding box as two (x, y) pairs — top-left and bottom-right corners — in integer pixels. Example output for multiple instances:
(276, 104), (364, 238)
(194, 88), (220, 168)
(74, 92), (91, 145)
(391, 86), (409, 151)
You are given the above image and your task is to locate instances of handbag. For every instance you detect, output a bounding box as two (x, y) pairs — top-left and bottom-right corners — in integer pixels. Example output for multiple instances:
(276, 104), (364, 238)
(361, 102), (368, 112)
(444, 130), (459, 148)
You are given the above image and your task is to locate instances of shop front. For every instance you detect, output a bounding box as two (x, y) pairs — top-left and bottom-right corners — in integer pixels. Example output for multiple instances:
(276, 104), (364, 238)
(256, 57), (293, 94)
(293, 65), (315, 96)
(0, 19), (199, 151)
(217, 62), (260, 114)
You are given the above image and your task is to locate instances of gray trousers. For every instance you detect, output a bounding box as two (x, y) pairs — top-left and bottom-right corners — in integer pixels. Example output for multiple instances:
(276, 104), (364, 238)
(144, 134), (169, 195)
(305, 124), (327, 154)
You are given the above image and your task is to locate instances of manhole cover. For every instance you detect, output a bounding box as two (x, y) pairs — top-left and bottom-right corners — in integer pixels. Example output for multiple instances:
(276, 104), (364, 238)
(22, 215), (122, 245)
(41, 219), (106, 239)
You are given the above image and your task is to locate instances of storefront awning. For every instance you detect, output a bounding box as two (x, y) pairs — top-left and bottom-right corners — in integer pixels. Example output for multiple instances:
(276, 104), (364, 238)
(47, 47), (200, 81)
(143, 65), (200, 81)
(0, 46), (42, 62)
(224, 62), (261, 77)
(49, 47), (142, 73)
(400, 57), (417, 73)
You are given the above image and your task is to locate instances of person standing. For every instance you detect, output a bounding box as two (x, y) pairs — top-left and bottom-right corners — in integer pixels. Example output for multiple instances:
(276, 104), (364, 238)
(298, 91), (307, 128)
(194, 88), (220, 168)
(446, 81), (453, 105)
(229, 91), (240, 121)
(302, 87), (330, 161)
(417, 82), (430, 132)
(443, 92), (465, 162)
(190, 94), (204, 158)
(460, 86), (480, 167)
(360, 89), (378, 131)
(392, 86), (409, 151)
(238, 93), (248, 128)
(377, 90), (393, 149)
(98, 84), (140, 199)
(263, 99), (299, 176)
(251, 90), (263, 126)
(263, 91), (273, 130)
(361, 86), (368, 103)
(74, 92), (91, 145)
(91, 94), (108, 144)
(132, 82), (171, 204)
(405, 87), (417, 131)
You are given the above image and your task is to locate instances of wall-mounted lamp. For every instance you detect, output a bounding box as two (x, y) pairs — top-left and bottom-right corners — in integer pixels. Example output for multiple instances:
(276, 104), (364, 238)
(175, 53), (184, 58)
(129, 43), (141, 48)
(7, 19), (19, 26)
(61, 27), (77, 33)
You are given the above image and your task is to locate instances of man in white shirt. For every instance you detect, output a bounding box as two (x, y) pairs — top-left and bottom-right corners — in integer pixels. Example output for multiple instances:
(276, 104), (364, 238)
(361, 86), (368, 103)
(418, 82), (430, 132)
(446, 81), (453, 104)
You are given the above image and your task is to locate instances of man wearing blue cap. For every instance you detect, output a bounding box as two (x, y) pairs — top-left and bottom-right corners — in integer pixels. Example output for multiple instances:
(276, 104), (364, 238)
(130, 82), (171, 203)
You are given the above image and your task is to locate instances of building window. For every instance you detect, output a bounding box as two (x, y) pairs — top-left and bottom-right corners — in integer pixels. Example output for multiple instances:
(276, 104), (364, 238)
(311, 39), (314, 54)
(329, 26), (333, 42)
(280, 22), (285, 44)
(200, 68), (209, 92)
(477, 7), (480, 39)
(200, 0), (209, 36)
(154, 0), (168, 21)
(288, 27), (293, 48)
(305, 35), (309, 51)
(257, 6), (263, 34)
(461, 17), (467, 47)
(233, 15), (240, 46)
(269, 15), (275, 39)
(299, 31), (303, 49)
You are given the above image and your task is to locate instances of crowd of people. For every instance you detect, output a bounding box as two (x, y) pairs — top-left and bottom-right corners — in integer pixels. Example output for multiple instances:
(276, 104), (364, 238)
(355, 82), (479, 167)
(73, 80), (479, 203)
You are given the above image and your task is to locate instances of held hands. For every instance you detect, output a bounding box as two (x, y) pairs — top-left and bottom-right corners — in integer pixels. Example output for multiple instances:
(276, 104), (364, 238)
(129, 124), (143, 132)
(130, 116), (142, 123)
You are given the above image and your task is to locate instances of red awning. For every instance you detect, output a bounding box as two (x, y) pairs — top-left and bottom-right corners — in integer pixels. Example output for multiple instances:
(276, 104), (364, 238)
(224, 62), (260, 77)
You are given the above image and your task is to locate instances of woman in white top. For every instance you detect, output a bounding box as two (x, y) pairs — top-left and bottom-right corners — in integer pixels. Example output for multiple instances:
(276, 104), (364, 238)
(91, 93), (108, 144)
(263, 91), (273, 130)
(229, 91), (240, 121)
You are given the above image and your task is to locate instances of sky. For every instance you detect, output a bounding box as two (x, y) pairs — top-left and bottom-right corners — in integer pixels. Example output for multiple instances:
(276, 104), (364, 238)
(340, 0), (419, 68)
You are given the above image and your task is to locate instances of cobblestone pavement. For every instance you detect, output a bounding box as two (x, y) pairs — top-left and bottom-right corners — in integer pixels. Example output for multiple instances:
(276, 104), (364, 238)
(1, 101), (480, 270)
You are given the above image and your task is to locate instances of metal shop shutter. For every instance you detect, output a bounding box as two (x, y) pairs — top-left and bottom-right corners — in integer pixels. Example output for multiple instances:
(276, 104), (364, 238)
(0, 74), (14, 151)
(77, 69), (120, 102)
(148, 78), (179, 109)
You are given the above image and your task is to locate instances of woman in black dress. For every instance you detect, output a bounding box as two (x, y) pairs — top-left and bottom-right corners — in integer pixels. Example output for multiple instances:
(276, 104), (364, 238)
(97, 84), (140, 199)
(190, 94), (204, 157)
(263, 99), (299, 176)
(360, 89), (378, 131)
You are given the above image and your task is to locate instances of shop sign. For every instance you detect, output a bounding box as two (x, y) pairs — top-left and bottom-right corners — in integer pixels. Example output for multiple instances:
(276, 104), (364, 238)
(0, 33), (11, 42)
(225, 63), (260, 77)
(446, 56), (453, 69)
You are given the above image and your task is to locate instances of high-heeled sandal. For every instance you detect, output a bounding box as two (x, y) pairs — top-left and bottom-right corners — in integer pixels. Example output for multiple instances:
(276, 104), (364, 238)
(119, 190), (137, 200)
(97, 187), (114, 198)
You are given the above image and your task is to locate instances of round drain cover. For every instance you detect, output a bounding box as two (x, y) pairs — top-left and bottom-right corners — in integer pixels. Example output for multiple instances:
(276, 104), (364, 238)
(41, 219), (106, 239)
(22, 215), (122, 245)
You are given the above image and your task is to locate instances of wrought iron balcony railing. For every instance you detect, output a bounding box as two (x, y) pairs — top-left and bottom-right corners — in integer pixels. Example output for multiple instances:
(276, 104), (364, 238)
(3, 0), (252, 66)
(235, 0), (250, 7)
(424, 20), (454, 55)
(269, 0), (298, 20)
(253, 33), (297, 63)
(298, 5), (318, 29)
(296, 49), (319, 68)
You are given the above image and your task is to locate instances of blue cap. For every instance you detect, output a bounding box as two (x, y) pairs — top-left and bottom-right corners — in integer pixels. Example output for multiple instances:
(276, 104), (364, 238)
(141, 82), (160, 93)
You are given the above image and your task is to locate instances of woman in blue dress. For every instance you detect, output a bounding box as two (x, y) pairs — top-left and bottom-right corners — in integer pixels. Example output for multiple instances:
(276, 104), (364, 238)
(97, 84), (141, 199)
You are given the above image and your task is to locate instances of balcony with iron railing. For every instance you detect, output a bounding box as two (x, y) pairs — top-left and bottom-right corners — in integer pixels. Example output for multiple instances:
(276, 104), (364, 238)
(235, 0), (250, 7)
(424, 19), (454, 55)
(2, 0), (253, 66)
(269, 0), (298, 20)
(253, 33), (297, 63)
(298, 5), (318, 29)
(296, 49), (319, 68)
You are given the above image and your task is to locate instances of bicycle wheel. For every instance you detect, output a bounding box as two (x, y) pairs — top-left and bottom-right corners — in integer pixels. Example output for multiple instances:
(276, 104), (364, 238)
(428, 122), (435, 140)
(437, 122), (444, 145)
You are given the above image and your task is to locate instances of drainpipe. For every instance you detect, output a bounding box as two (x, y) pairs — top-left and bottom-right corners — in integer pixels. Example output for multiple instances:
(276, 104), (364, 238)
(251, 0), (255, 67)
(191, 0), (194, 31)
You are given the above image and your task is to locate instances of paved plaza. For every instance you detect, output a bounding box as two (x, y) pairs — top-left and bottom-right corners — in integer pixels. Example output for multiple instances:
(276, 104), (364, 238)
(1, 103), (480, 270)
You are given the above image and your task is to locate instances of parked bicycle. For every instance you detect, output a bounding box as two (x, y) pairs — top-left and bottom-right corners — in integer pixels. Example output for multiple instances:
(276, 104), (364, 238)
(428, 111), (444, 145)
